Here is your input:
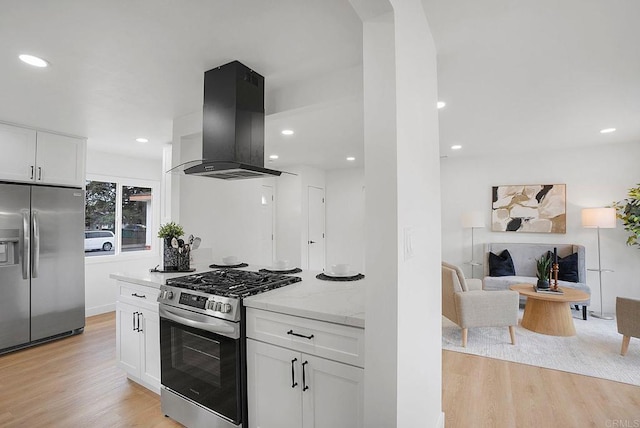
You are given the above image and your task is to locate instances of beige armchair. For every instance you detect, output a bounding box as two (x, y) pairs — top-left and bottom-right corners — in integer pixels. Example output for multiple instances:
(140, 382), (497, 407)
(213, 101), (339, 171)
(616, 297), (640, 356)
(442, 261), (519, 347)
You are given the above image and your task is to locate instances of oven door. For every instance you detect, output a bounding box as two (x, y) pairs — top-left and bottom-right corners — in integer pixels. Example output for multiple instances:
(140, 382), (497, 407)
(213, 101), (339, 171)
(159, 305), (242, 424)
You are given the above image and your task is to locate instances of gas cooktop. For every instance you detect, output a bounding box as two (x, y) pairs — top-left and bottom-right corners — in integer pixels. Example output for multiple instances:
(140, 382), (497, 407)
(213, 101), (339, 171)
(165, 269), (301, 298)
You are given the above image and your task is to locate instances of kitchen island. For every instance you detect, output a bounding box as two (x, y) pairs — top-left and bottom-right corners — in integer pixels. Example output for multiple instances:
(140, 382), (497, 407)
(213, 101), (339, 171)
(111, 264), (366, 428)
(111, 264), (366, 328)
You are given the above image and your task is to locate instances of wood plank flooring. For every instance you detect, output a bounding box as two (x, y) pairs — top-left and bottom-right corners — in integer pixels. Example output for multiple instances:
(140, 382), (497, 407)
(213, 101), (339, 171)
(1, 312), (639, 427)
(443, 350), (640, 427)
(0, 312), (181, 428)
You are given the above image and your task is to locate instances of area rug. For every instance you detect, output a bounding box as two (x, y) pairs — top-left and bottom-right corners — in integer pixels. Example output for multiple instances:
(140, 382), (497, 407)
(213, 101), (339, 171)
(442, 309), (640, 386)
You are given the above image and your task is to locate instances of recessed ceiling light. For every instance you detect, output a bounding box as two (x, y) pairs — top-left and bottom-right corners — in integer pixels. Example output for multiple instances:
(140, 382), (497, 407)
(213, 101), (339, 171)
(346, 157), (355, 161)
(600, 128), (616, 134)
(19, 54), (48, 68)
(269, 154), (279, 160)
(437, 101), (446, 109)
(135, 137), (149, 143)
(451, 145), (462, 150)
(281, 129), (294, 135)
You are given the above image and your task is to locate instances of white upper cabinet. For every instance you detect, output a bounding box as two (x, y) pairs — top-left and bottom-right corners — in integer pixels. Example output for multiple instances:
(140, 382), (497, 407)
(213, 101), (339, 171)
(0, 122), (86, 187)
(0, 123), (37, 183)
(36, 131), (86, 187)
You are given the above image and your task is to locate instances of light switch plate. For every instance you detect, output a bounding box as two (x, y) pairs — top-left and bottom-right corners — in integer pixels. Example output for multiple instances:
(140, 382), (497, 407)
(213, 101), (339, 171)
(403, 227), (414, 261)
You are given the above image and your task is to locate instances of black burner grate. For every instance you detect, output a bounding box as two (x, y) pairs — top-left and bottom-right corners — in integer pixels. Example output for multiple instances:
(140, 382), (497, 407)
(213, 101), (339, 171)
(166, 269), (301, 298)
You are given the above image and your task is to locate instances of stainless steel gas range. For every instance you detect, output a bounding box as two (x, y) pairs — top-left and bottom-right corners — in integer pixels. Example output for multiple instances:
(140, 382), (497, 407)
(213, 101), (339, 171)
(157, 269), (301, 428)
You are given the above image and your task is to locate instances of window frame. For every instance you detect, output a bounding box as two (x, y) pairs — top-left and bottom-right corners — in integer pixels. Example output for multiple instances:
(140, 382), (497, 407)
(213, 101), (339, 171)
(84, 173), (160, 263)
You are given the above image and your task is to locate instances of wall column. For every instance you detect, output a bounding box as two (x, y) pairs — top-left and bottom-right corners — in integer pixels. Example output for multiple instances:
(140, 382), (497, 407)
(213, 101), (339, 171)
(349, 0), (442, 426)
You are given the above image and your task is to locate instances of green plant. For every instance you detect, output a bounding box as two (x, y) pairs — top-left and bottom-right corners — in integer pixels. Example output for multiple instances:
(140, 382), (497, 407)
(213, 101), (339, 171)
(157, 221), (184, 239)
(613, 183), (640, 249)
(535, 254), (552, 280)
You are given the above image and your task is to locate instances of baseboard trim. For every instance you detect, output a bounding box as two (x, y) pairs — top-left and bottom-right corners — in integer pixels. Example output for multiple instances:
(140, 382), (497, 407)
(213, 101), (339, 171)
(86, 303), (116, 317)
(436, 411), (445, 428)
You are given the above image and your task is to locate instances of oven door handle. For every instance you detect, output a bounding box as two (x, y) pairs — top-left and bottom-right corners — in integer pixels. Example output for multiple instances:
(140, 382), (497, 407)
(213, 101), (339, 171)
(159, 305), (240, 339)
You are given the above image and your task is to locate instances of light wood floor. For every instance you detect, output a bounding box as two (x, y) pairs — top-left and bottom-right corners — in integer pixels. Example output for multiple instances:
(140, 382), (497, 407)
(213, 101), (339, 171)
(0, 312), (181, 428)
(1, 313), (639, 427)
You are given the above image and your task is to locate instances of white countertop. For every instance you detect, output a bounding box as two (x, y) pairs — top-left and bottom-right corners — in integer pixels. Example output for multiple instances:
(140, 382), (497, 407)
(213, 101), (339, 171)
(243, 270), (365, 329)
(110, 264), (365, 329)
(109, 262), (215, 288)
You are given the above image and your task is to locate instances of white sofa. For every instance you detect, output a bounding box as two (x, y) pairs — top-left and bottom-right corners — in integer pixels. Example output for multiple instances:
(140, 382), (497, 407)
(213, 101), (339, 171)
(483, 243), (591, 320)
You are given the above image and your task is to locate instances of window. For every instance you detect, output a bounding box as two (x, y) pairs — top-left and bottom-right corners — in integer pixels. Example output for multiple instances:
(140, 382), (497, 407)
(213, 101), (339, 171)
(85, 181), (116, 256)
(85, 178), (158, 257)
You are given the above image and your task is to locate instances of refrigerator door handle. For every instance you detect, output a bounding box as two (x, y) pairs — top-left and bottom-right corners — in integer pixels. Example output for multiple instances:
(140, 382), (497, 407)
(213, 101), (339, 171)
(22, 211), (30, 280)
(32, 210), (40, 278)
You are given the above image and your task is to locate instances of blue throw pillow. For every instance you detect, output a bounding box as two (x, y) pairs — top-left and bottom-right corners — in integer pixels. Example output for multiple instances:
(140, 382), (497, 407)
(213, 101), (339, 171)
(547, 251), (579, 282)
(489, 249), (516, 276)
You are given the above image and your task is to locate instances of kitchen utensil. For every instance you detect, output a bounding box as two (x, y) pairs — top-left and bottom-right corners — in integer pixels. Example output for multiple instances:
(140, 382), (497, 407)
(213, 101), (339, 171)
(188, 234), (194, 245)
(177, 238), (184, 247)
(171, 237), (179, 249)
(192, 237), (201, 250)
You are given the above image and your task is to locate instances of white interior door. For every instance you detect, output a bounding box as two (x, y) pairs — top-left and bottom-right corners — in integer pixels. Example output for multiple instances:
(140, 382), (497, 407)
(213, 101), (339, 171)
(260, 185), (274, 266)
(307, 186), (325, 271)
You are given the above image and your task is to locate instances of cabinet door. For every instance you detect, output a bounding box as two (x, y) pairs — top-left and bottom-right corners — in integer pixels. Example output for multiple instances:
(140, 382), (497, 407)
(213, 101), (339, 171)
(116, 302), (141, 377)
(139, 308), (161, 392)
(302, 355), (364, 428)
(35, 132), (86, 187)
(247, 339), (302, 428)
(0, 123), (37, 182)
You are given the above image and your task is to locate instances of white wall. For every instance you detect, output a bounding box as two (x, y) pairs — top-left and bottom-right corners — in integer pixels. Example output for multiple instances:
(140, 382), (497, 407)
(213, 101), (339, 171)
(441, 141), (640, 314)
(325, 168), (365, 272)
(349, 0), (443, 425)
(275, 170), (303, 267)
(84, 149), (163, 316)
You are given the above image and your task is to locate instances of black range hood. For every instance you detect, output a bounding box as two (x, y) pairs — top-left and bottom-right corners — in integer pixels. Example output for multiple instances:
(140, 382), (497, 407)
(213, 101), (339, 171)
(183, 61), (281, 180)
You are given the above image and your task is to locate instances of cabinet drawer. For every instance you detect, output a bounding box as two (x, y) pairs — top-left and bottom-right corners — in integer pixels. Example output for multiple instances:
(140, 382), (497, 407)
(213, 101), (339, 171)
(246, 308), (364, 368)
(117, 281), (160, 311)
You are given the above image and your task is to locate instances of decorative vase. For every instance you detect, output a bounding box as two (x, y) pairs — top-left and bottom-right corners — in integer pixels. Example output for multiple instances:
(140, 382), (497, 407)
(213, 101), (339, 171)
(163, 238), (179, 271)
(536, 278), (550, 289)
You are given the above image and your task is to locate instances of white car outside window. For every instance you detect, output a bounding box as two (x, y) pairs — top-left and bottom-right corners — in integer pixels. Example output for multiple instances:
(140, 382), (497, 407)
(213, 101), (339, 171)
(84, 231), (115, 251)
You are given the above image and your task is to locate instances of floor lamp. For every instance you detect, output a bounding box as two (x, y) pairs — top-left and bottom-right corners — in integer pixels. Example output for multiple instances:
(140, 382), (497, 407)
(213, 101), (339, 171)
(581, 207), (617, 320)
(461, 211), (484, 278)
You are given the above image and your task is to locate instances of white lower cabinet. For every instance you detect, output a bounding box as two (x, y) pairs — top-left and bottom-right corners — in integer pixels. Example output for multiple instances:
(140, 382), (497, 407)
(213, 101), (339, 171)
(246, 308), (364, 428)
(115, 282), (161, 394)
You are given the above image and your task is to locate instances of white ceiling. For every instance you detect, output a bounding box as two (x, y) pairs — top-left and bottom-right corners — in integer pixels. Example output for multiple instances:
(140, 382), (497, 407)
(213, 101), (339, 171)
(1, 1), (638, 169)
(424, 0), (640, 158)
(0, 0), (363, 166)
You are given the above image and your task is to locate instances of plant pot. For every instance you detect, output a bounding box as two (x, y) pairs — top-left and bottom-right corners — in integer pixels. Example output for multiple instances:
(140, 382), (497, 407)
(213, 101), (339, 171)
(163, 238), (179, 271)
(536, 279), (550, 289)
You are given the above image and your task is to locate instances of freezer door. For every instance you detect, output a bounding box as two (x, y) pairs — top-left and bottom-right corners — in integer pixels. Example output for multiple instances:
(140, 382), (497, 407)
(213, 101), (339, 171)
(0, 183), (31, 350)
(30, 186), (85, 341)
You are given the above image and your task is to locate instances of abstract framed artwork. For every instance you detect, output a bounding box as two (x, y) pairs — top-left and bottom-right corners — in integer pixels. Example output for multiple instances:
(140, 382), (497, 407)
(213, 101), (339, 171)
(491, 184), (566, 233)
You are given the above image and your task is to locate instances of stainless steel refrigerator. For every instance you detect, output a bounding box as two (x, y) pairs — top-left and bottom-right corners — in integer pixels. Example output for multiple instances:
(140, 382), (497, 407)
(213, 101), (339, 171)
(0, 182), (85, 354)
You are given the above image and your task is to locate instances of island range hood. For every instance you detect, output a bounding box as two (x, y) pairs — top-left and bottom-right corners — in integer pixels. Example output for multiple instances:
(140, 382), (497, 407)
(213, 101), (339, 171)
(181, 60), (282, 180)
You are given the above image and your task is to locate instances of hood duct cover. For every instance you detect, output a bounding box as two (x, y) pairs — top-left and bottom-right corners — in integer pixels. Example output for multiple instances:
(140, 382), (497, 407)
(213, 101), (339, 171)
(182, 60), (282, 180)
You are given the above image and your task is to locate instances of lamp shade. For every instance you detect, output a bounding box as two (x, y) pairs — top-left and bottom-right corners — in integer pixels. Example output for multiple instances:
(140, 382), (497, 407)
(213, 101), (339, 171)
(461, 211), (484, 228)
(581, 207), (617, 229)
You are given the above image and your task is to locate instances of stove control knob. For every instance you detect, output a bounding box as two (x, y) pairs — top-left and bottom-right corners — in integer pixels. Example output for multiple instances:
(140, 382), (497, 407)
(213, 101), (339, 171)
(206, 300), (215, 310)
(221, 303), (232, 313)
(214, 302), (222, 312)
(166, 291), (174, 300)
